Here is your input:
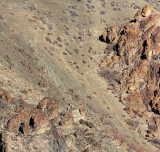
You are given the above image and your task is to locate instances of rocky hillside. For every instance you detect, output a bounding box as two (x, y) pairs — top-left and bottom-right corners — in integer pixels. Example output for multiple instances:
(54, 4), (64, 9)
(0, 0), (160, 152)
(100, 4), (160, 150)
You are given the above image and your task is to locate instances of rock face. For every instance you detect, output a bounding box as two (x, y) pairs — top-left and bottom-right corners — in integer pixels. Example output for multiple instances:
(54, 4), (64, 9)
(100, 4), (160, 146)
(37, 97), (59, 120)
(6, 99), (55, 134)
(0, 88), (12, 104)
(5, 97), (60, 135)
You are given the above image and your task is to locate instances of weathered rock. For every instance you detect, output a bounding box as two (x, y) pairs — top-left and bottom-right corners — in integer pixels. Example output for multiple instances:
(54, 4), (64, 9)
(100, 4), (160, 146)
(13, 99), (29, 113)
(125, 119), (135, 127)
(134, 4), (154, 19)
(99, 56), (112, 68)
(147, 128), (155, 137)
(0, 88), (12, 104)
(6, 112), (30, 134)
(6, 106), (51, 134)
(37, 97), (59, 120)
(102, 30), (107, 42)
(103, 26), (119, 44)
(142, 112), (152, 122)
(59, 110), (74, 128)
(124, 106), (134, 115)
(72, 107), (87, 123)
(33, 109), (51, 134)
(79, 119), (94, 128)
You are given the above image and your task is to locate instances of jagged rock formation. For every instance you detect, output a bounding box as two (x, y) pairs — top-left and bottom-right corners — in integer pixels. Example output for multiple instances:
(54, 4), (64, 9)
(0, 86), (151, 152)
(1, 87), (129, 152)
(100, 4), (160, 147)
(0, 87), (100, 151)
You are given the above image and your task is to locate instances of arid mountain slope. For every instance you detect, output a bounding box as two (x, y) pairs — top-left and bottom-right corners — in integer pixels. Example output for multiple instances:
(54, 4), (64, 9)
(0, 0), (160, 152)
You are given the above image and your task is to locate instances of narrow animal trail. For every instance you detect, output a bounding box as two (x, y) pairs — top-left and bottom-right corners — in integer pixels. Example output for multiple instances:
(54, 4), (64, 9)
(0, 0), (159, 151)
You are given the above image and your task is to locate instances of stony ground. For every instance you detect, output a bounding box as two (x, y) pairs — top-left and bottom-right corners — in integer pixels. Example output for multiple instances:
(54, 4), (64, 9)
(0, 0), (160, 152)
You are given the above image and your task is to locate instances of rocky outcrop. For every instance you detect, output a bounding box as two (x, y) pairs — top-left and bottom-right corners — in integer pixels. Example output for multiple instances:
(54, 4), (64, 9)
(0, 88), (12, 104)
(37, 97), (59, 120)
(6, 97), (60, 134)
(0, 87), (107, 151)
(100, 4), (160, 145)
(6, 108), (52, 135)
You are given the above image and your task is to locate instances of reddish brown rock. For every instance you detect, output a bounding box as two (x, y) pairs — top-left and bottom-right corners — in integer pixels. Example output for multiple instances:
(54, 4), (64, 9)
(138, 148), (147, 152)
(100, 5), (160, 146)
(100, 4), (160, 119)
(147, 128), (155, 137)
(142, 112), (152, 122)
(124, 106), (134, 115)
(125, 119), (135, 126)
(103, 26), (119, 44)
(59, 110), (74, 128)
(33, 109), (51, 134)
(6, 110), (31, 134)
(134, 4), (154, 19)
(102, 30), (107, 42)
(37, 97), (59, 120)
(6, 103), (52, 134)
(99, 56), (112, 68)
(13, 99), (29, 113)
(0, 88), (12, 104)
